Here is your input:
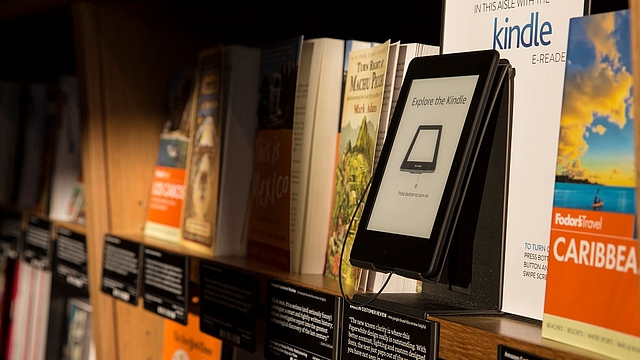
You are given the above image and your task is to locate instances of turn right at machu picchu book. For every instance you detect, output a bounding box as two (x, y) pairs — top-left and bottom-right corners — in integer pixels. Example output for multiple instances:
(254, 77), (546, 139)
(542, 9), (640, 360)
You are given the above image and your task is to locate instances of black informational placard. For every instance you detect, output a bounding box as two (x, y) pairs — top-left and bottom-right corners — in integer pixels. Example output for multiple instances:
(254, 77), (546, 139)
(54, 226), (89, 290)
(265, 280), (341, 360)
(0, 208), (22, 259)
(497, 345), (546, 360)
(341, 303), (439, 360)
(101, 234), (142, 305)
(199, 261), (259, 352)
(23, 215), (52, 269)
(142, 246), (188, 325)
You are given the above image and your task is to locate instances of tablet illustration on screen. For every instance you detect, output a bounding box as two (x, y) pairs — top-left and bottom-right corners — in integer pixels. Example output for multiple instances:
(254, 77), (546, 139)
(400, 125), (442, 174)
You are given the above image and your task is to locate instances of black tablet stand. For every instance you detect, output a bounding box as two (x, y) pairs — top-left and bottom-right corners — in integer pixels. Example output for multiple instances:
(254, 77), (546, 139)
(354, 60), (514, 318)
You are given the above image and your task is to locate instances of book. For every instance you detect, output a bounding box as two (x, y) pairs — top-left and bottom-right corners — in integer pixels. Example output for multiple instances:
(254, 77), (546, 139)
(0, 81), (23, 206)
(16, 83), (52, 212)
(441, 0), (587, 319)
(144, 68), (195, 243)
(542, 9), (640, 359)
(290, 37), (345, 274)
(0, 256), (15, 357)
(146, 45), (261, 257)
(215, 44), (261, 257)
(161, 312), (222, 360)
(49, 75), (83, 223)
(328, 41), (380, 293)
(161, 283), (222, 360)
(181, 46), (224, 251)
(33, 84), (61, 218)
(245, 36), (304, 272)
(6, 259), (36, 360)
(355, 40), (399, 292)
(62, 297), (95, 360)
(324, 40), (391, 288)
(391, 43), (440, 114)
(26, 267), (52, 360)
(372, 40), (399, 169)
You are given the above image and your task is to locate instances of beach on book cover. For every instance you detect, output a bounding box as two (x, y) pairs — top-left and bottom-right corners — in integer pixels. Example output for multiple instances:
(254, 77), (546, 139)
(542, 10), (640, 359)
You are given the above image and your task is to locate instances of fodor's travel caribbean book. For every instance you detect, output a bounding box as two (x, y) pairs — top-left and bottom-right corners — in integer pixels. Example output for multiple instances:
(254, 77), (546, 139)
(324, 40), (390, 288)
(542, 10), (640, 360)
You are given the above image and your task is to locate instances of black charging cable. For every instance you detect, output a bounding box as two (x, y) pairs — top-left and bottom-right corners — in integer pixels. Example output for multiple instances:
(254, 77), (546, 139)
(337, 174), (394, 307)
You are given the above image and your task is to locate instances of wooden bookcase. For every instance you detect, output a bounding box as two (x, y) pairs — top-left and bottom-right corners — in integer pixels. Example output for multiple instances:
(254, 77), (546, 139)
(0, 1), (634, 360)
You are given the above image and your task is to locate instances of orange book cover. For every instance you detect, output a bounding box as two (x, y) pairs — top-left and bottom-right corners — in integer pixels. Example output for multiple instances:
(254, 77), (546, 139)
(245, 36), (303, 272)
(144, 69), (194, 243)
(161, 313), (222, 360)
(542, 9), (640, 359)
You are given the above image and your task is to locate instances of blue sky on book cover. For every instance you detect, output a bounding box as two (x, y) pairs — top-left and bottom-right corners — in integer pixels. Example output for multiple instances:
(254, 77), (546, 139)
(553, 10), (634, 218)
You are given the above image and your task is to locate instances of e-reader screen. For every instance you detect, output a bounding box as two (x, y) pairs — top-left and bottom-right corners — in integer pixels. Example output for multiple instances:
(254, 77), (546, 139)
(368, 75), (478, 239)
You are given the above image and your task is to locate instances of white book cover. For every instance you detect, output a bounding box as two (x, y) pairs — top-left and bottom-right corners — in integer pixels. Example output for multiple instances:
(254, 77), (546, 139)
(298, 38), (346, 274)
(442, 0), (586, 319)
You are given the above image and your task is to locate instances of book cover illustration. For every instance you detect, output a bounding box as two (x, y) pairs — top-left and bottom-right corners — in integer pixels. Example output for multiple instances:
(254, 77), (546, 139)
(542, 10), (640, 359)
(325, 41), (390, 287)
(181, 47), (223, 248)
(245, 36), (303, 272)
(161, 284), (222, 360)
(62, 298), (93, 360)
(144, 68), (194, 243)
(442, 0), (586, 320)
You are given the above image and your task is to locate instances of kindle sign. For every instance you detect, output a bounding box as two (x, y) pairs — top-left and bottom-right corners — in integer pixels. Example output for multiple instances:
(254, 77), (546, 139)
(492, 12), (552, 50)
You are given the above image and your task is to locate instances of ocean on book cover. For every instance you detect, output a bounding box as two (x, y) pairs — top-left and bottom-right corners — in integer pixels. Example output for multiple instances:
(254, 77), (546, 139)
(542, 10), (640, 359)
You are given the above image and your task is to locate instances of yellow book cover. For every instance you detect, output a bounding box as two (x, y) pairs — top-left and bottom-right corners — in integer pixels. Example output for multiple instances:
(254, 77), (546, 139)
(325, 40), (390, 287)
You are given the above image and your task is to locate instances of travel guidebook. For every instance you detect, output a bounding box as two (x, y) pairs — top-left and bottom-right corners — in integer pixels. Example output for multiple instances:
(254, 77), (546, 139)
(324, 41), (390, 288)
(144, 68), (194, 243)
(245, 36), (304, 272)
(542, 10), (640, 359)
(181, 47), (224, 249)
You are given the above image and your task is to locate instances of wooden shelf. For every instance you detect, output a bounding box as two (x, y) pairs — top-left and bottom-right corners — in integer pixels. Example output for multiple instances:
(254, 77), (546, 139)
(430, 314), (613, 360)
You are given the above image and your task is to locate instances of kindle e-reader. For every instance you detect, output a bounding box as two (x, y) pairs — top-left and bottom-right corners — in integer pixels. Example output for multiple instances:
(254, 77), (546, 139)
(350, 49), (501, 280)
